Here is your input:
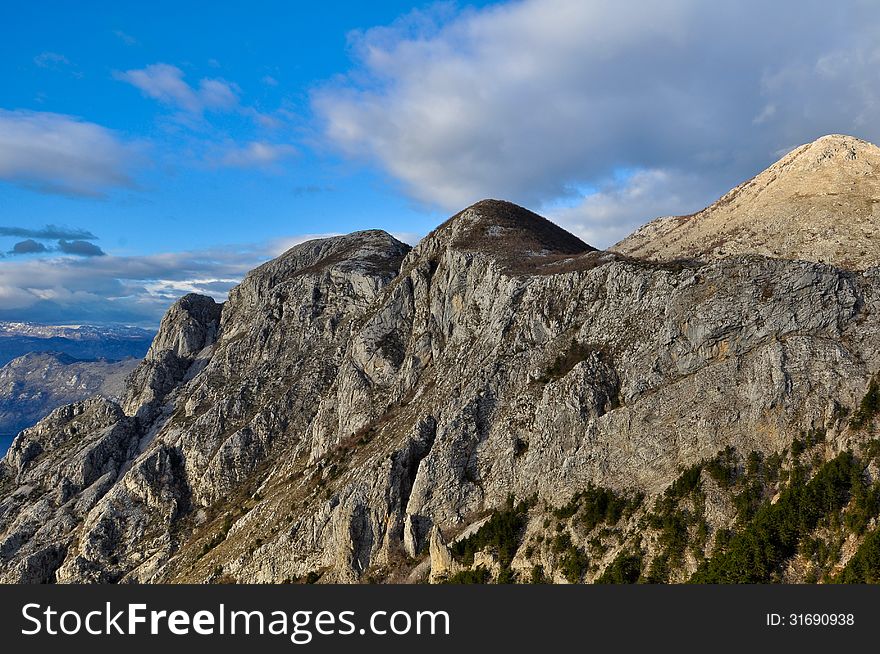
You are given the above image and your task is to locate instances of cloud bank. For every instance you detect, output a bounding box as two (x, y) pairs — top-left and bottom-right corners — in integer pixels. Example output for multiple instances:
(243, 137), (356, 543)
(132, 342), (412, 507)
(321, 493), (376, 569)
(57, 240), (105, 257)
(9, 240), (48, 255)
(0, 110), (139, 197)
(0, 247), (252, 325)
(314, 0), (880, 246)
(0, 234), (339, 326)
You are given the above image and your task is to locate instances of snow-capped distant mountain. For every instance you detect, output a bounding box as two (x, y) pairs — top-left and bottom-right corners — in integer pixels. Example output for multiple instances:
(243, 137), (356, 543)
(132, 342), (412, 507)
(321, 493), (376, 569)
(0, 321), (154, 341)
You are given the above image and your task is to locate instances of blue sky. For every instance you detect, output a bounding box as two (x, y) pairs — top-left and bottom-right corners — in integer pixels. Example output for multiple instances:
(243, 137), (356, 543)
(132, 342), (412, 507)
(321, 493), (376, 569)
(1, 1), (879, 326)
(1, 1), (465, 254)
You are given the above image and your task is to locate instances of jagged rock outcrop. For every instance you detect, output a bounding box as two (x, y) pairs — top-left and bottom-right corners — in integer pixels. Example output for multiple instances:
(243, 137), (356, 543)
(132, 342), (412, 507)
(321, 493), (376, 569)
(0, 398), (139, 583)
(428, 526), (461, 582)
(3, 193), (880, 584)
(613, 134), (880, 269)
(123, 293), (222, 420)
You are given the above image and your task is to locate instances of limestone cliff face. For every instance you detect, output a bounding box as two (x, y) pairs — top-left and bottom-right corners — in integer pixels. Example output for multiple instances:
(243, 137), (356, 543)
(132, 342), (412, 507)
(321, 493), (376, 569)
(2, 196), (880, 584)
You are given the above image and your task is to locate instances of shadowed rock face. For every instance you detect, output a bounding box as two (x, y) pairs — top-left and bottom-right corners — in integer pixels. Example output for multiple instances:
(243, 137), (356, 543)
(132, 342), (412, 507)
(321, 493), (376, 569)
(2, 196), (880, 584)
(613, 134), (880, 269)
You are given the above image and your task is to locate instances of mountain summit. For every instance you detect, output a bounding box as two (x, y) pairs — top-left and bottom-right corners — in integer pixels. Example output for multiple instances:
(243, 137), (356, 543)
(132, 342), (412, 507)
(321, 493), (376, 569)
(436, 199), (592, 256)
(613, 134), (880, 268)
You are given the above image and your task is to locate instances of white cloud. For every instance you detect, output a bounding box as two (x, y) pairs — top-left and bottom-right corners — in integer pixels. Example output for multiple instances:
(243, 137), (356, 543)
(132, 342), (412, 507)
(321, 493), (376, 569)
(113, 30), (138, 46)
(314, 0), (880, 246)
(114, 63), (240, 114)
(0, 110), (140, 197)
(0, 230), (399, 325)
(33, 52), (70, 68)
(0, 243), (273, 325)
(219, 141), (297, 168)
(546, 169), (712, 247)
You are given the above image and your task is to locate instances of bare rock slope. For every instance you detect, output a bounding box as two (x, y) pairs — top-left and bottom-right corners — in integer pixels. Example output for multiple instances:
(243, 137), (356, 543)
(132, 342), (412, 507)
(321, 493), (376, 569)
(613, 134), (880, 269)
(3, 197), (880, 584)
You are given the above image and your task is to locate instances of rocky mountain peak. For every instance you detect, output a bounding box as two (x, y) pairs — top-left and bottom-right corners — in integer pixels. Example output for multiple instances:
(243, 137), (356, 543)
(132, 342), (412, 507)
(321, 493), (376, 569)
(789, 133), (873, 165)
(257, 229), (408, 278)
(613, 133), (880, 268)
(225, 230), (411, 317)
(408, 199), (593, 269)
(755, 133), (879, 188)
(123, 293), (221, 419)
(144, 293), (222, 362)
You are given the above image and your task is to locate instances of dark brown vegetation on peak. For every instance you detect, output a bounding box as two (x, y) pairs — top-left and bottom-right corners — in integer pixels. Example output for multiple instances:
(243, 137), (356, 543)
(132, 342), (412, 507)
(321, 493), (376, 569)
(442, 199), (594, 257)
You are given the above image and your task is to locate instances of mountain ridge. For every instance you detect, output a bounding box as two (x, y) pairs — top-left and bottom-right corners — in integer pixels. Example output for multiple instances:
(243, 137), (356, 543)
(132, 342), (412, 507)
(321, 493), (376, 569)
(613, 134), (880, 268)
(3, 166), (880, 584)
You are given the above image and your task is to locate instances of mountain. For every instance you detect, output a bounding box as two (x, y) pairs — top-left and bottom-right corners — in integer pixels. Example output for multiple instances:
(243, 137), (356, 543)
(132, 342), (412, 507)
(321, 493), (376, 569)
(0, 323), (154, 341)
(0, 352), (139, 451)
(0, 322), (154, 367)
(2, 194), (880, 585)
(613, 134), (880, 268)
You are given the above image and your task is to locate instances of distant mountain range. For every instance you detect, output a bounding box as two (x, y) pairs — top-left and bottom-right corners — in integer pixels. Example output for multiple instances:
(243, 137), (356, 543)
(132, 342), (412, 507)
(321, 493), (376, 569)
(0, 323), (152, 454)
(0, 352), (139, 449)
(0, 322), (154, 341)
(0, 322), (154, 367)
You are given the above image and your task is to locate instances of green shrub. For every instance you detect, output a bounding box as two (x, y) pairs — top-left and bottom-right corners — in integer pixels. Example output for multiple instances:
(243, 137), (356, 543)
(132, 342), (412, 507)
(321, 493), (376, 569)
(551, 531), (573, 554)
(844, 472), (880, 536)
(691, 452), (859, 583)
(850, 377), (880, 429)
(667, 463), (704, 499)
(705, 446), (738, 488)
(451, 499), (528, 568)
(450, 497), (531, 583)
(530, 564), (547, 584)
(837, 527), (880, 583)
(644, 552), (670, 583)
(596, 551), (642, 584)
(552, 484), (641, 532)
(445, 566), (491, 584)
(560, 546), (589, 583)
